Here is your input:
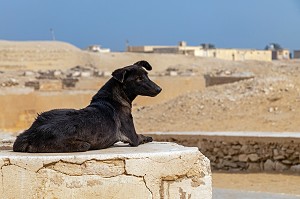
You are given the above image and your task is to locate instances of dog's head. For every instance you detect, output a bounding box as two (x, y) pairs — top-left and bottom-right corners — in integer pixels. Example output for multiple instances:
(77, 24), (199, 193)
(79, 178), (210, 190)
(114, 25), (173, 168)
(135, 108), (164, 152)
(112, 60), (162, 97)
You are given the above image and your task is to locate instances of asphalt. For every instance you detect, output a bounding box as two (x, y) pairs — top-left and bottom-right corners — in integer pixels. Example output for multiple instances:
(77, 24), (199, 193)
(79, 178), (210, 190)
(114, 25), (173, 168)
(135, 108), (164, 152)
(213, 188), (300, 199)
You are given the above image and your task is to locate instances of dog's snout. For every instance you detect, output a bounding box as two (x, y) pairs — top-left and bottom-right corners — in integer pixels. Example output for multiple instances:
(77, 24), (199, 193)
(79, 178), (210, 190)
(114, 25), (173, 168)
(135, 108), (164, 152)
(156, 86), (162, 94)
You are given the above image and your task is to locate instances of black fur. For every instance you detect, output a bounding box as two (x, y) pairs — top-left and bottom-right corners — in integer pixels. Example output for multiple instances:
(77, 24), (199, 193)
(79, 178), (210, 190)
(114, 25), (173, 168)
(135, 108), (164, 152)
(13, 61), (162, 153)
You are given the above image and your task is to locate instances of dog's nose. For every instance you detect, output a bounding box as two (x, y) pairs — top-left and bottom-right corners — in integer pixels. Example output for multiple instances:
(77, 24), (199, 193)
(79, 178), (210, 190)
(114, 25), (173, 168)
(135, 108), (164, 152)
(156, 87), (162, 94)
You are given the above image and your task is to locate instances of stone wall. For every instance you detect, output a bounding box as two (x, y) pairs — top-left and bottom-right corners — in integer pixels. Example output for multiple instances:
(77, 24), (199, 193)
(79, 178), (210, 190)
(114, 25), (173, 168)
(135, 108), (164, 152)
(145, 132), (300, 173)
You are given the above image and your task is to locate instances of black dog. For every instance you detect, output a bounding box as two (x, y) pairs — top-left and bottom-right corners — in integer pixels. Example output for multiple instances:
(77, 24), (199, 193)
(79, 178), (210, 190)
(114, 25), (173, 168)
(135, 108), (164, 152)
(13, 61), (162, 153)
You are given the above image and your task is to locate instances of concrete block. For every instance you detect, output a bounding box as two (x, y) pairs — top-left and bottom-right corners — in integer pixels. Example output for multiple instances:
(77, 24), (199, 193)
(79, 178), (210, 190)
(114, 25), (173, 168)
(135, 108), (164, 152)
(0, 142), (212, 199)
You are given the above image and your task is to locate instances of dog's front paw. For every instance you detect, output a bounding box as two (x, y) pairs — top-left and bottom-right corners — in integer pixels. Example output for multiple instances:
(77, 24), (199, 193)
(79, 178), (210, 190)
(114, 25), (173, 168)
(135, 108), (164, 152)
(141, 135), (153, 143)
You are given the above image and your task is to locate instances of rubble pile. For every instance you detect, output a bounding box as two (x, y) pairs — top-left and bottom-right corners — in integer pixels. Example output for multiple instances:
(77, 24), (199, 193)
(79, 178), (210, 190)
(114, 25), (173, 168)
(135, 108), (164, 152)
(0, 65), (112, 89)
(135, 75), (300, 132)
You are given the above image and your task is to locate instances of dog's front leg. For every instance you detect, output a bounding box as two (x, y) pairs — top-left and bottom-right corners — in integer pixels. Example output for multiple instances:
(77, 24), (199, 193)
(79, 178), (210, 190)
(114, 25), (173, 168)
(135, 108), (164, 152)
(121, 117), (153, 146)
(127, 133), (153, 147)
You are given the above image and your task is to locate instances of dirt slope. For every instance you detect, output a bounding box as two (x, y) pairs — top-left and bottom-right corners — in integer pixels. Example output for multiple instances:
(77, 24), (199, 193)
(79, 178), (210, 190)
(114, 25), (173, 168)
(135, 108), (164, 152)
(134, 63), (300, 133)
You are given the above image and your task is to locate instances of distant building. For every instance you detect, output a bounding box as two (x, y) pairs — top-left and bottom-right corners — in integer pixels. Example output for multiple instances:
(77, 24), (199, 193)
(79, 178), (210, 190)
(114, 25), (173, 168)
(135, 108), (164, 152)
(127, 41), (272, 61)
(293, 50), (300, 59)
(265, 43), (290, 60)
(84, 45), (110, 53)
(270, 49), (290, 60)
(200, 48), (272, 62)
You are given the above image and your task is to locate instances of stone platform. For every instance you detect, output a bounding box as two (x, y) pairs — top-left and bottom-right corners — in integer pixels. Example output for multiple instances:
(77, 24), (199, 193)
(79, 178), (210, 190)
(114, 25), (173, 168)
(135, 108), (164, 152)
(0, 142), (211, 199)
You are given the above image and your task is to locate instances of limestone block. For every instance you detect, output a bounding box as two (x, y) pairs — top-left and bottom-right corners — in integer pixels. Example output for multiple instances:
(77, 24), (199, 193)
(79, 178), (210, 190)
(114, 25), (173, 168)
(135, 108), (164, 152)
(0, 142), (212, 199)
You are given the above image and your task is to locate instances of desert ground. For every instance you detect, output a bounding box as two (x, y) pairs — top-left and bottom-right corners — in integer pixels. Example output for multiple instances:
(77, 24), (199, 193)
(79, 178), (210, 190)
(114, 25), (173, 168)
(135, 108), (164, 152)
(1, 40), (300, 195)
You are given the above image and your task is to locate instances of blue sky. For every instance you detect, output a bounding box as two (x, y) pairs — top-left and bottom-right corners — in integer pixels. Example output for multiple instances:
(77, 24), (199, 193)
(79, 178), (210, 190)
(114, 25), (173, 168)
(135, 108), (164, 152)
(1, 0), (300, 51)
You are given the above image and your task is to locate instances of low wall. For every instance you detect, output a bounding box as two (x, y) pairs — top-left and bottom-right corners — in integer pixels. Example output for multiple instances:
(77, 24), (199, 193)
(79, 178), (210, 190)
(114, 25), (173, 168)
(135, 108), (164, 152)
(145, 132), (300, 173)
(0, 142), (212, 199)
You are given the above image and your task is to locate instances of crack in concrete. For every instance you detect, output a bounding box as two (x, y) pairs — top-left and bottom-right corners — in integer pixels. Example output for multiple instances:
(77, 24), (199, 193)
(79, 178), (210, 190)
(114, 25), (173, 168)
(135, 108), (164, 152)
(36, 158), (126, 177)
(143, 175), (154, 199)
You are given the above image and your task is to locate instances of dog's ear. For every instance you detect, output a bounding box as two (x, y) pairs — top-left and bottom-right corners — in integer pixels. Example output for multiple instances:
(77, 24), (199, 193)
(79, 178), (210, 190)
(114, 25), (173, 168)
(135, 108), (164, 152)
(112, 68), (127, 83)
(134, 60), (152, 71)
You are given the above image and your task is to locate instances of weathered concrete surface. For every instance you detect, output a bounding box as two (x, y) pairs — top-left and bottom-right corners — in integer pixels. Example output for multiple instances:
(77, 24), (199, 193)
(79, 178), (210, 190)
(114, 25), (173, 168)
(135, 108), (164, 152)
(0, 142), (211, 199)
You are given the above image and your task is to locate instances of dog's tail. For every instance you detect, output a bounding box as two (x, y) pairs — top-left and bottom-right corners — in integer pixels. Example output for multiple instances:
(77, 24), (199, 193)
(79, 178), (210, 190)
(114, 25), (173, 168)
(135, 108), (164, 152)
(13, 134), (30, 152)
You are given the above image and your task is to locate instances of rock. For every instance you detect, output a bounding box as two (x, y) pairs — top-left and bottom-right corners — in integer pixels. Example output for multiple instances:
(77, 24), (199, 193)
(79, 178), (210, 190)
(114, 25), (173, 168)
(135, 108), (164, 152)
(285, 149), (294, 154)
(169, 71), (178, 76)
(264, 159), (275, 171)
(248, 154), (260, 162)
(274, 155), (285, 160)
(247, 163), (261, 171)
(216, 151), (224, 158)
(103, 71), (111, 77)
(273, 149), (279, 156)
(72, 71), (81, 77)
(224, 155), (232, 160)
(236, 162), (247, 168)
(290, 165), (300, 173)
(25, 81), (40, 90)
(240, 145), (248, 153)
(95, 71), (104, 77)
(238, 154), (248, 162)
(232, 145), (241, 150)
(81, 71), (91, 77)
(282, 160), (292, 165)
(223, 160), (238, 168)
(213, 148), (219, 153)
(228, 148), (238, 156)
(53, 70), (62, 77)
(62, 78), (78, 88)
(229, 168), (242, 172)
(209, 156), (217, 162)
(24, 71), (35, 76)
(275, 161), (290, 171)
(232, 156), (239, 162)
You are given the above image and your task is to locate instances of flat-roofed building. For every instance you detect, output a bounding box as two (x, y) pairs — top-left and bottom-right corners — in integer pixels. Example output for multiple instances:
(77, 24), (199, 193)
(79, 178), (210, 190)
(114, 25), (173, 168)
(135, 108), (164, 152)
(127, 41), (272, 61)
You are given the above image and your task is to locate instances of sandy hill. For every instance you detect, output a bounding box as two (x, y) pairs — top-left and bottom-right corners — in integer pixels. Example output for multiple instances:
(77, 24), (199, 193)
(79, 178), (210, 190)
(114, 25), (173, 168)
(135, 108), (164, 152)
(0, 40), (101, 70)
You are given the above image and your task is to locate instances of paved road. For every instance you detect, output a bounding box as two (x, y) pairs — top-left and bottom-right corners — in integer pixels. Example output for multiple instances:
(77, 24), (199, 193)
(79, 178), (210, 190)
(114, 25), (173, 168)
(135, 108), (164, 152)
(213, 188), (300, 199)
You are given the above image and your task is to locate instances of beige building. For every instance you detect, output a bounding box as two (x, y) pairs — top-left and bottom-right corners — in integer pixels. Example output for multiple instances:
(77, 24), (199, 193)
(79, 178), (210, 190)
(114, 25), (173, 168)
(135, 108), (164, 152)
(127, 42), (272, 61)
(271, 49), (290, 60)
(198, 48), (272, 61)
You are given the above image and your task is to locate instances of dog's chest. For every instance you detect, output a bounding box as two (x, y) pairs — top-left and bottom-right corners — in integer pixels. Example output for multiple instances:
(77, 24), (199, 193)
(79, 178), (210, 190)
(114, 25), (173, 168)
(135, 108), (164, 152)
(115, 111), (134, 142)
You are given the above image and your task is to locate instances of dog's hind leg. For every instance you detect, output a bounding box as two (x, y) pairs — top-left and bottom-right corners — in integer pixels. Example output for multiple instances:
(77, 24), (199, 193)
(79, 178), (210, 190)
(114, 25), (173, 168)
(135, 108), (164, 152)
(63, 140), (91, 152)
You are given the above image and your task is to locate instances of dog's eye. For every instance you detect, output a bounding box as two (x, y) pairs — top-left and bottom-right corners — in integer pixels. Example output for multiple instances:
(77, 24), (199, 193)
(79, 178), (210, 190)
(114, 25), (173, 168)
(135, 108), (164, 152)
(136, 76), (143, 81)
